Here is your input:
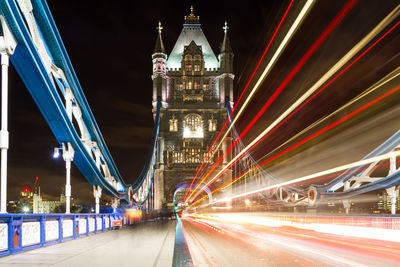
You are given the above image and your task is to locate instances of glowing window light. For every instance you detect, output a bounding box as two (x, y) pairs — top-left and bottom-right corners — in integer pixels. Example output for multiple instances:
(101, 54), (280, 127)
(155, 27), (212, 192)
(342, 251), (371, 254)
(183, 114), (203, 138)
(183, 126), (203, 138)
(169, 119), (178, 132)
(208, 119), (217, 132)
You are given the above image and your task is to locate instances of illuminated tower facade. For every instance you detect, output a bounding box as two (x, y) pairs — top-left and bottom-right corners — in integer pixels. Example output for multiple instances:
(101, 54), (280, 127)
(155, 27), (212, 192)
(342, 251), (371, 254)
(152, 7), (234, 210)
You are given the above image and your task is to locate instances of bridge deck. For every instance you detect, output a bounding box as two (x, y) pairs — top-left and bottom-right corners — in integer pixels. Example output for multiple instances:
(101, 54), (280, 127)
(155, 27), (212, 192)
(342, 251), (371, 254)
(0, 220), (175, 267)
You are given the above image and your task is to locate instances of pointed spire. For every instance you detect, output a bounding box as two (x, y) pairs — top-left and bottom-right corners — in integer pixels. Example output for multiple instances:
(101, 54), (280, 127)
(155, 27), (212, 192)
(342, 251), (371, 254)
(220, 21), (232, 54)
(153, 21), (165, 54)
(157, 21), (163, 34)
(223, 21), (229, 34)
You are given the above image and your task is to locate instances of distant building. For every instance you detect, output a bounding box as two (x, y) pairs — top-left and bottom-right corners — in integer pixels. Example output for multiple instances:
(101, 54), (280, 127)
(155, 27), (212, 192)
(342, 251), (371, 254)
(33, 193), (66, 213)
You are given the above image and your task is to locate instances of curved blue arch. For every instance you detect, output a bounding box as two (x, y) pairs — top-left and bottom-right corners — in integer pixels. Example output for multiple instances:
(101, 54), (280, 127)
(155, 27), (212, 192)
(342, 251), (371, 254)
(174, 184), (213, 204)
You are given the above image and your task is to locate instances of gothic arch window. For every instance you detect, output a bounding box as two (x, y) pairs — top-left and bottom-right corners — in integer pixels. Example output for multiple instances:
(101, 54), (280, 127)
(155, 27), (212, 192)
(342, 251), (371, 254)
(183, 113), (203, 138)
(208, 118), (217, 132)
(184, 55), (193, 72)
(169, 117), (178, 132)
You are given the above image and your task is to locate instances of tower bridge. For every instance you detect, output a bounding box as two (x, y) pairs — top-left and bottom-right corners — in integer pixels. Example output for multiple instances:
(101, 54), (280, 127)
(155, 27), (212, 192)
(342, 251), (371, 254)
(0, 1), (399, 266)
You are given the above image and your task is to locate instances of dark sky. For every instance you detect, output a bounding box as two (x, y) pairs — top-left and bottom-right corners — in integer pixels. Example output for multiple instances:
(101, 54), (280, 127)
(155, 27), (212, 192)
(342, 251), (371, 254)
(6, 0), (400, 204)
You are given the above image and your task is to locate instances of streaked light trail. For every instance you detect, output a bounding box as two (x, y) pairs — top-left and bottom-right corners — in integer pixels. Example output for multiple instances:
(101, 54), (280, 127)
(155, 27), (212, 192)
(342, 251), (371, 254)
(214, 150), (400, 204)
(187, 9), (400, 205)
(183, 0), (306, 202)
(189, 213), (400, 243)
(190, 0), (358, 201)
(257, 66), (400, 163)
(190, 84), (400, 207)
(186, 0), (358, 203)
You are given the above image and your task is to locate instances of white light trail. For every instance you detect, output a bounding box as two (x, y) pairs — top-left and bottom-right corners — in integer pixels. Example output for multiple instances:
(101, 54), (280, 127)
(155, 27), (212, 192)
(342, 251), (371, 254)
(192, 213), (400, 244)
(186, 0), (315, 202)
(258, 66), (400, 163)
(211, 0), (316, 154)
(188, 5), (400, 204)
(212, 150), (400, 204)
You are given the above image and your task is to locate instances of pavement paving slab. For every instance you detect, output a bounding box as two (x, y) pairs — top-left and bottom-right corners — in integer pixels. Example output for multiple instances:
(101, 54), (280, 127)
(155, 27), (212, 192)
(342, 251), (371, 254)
(0, 220), (176, 267)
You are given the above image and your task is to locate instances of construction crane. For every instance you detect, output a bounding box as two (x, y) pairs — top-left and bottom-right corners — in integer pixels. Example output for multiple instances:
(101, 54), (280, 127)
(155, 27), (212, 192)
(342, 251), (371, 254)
(31, 176), (39, 196)
(22, 176), (39, 198)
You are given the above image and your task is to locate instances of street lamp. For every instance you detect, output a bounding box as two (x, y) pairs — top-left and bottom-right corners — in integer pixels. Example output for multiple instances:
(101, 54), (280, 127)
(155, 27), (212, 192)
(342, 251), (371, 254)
(53, 143), (74, 214)
(53, 147), (60, 158)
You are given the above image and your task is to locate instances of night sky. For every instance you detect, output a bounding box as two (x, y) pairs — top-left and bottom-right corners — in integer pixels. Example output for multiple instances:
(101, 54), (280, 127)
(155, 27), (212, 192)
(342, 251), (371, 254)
(5, 0), (400, 205)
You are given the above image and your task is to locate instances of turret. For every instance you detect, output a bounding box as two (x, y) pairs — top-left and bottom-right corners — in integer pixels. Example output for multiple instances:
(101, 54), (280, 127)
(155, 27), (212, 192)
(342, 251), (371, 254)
(218, 21), (234, 107)
(152, 22), (168, 107)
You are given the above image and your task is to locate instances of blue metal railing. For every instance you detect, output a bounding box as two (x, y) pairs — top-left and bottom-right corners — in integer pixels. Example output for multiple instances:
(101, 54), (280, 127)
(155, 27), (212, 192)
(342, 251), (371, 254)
(0, 213), (124, 257)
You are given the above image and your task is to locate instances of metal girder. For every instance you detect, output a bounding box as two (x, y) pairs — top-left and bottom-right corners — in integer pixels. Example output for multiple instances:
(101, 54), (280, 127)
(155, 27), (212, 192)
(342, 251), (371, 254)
(308, 130), (400, 204)
(0, 0), (127, 198)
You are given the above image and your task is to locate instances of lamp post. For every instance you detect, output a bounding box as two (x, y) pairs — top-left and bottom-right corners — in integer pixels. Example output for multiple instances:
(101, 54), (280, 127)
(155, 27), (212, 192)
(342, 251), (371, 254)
(93, 185), (102, 214)
(0, 16), (17, 214)
(54, 142), (75, 213)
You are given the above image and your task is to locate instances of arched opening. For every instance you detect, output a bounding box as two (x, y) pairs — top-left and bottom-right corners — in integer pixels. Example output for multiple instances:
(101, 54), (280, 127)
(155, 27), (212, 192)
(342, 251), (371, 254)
(183, 113), (203, 138)
(173, 183), (212, 205)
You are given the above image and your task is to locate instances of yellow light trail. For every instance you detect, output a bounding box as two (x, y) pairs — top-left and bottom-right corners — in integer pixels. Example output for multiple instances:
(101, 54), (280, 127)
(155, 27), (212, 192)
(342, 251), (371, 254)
(189, 83), (400, 207)
(210, 0), (315, 154)
(186, 5), (400, 204)
(185, 0), (316, 203)
(204, 150), (400, 206)
(257, 66), (400, 163)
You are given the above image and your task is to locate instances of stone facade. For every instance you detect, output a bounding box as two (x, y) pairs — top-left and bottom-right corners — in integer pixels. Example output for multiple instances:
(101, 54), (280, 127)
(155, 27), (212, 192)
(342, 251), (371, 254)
(152, 8), (234, 209)
(33, 193), (65, 213)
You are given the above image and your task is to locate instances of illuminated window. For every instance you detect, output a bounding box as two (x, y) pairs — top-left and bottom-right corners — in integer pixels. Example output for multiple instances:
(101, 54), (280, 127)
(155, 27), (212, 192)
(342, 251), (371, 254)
(186, 64), (192, 71)
(185, 148), (200, 163)
(194, 65), (200, 71)
(183, 114), (203, 138)
(169, 118), (178, 132)
(203, 84), (209, 90)
(172, 151), (183, 163)
(187, 81), (192, 89)
(194, 82), (199, 89)
(208, 119), (217, 132)
(203, 152), (212, 163)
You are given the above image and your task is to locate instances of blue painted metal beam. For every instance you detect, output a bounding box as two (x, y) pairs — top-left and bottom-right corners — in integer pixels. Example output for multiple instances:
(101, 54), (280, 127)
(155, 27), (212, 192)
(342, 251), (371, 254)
(0, 0), (125, 197)
(0, 0), (161, 201)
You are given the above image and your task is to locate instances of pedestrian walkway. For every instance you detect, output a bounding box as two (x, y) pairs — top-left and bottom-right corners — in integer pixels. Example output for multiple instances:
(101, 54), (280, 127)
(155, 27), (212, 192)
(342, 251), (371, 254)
(0, 220), (175, 267)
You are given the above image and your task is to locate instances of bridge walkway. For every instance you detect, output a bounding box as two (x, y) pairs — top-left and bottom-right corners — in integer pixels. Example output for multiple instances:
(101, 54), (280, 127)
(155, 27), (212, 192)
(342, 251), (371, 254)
(0, 220), (175, 267)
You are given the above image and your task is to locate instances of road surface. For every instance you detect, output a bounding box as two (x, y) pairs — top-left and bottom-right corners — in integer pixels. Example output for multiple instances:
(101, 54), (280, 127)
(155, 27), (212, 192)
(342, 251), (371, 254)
(182, 216), (400, 267)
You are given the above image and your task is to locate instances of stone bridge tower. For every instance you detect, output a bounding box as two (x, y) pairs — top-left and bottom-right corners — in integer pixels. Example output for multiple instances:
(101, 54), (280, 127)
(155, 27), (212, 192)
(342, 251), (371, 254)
(152, 7), (234, 210)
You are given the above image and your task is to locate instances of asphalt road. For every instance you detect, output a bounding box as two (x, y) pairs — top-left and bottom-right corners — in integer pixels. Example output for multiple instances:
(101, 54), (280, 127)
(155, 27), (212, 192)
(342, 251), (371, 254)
(182, 217), (400, 267)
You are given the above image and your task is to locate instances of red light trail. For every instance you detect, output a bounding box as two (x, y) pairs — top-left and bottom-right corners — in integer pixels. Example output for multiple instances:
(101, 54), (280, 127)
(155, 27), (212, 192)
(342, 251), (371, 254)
(190, 84), (400, 206)
(186, 0), (359, 203)
(183, 0), (295, 202)
(188, 17), (400, 205)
